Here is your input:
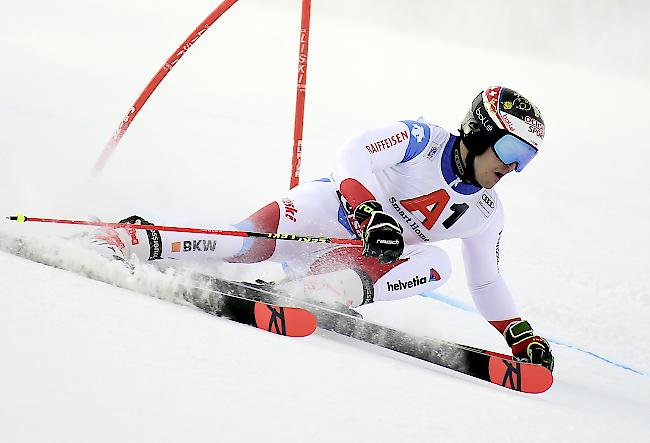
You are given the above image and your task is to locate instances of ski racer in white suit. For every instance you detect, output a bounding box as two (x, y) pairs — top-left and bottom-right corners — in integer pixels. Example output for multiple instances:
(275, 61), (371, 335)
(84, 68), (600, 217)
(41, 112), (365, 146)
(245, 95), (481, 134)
(95, 86), (554, 371)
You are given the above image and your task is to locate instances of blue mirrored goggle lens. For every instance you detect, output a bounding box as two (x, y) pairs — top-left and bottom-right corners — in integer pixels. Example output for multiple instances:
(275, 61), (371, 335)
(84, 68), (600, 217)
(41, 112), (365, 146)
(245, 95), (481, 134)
(493, 134), (538, 172)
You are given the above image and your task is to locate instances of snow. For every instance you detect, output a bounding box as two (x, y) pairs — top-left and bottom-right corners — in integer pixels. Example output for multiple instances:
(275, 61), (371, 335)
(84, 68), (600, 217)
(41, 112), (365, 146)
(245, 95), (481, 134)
(1, 0), (649, 441)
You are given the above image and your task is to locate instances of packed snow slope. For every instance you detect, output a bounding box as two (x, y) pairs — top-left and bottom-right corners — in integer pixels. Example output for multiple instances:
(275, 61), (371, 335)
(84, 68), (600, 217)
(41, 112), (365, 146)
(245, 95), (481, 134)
(2, 0), (649, 441)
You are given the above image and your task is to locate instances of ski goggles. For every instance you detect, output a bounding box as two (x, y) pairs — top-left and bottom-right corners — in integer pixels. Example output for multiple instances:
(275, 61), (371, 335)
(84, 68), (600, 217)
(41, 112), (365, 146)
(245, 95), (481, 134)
(492, 134), (538, 172)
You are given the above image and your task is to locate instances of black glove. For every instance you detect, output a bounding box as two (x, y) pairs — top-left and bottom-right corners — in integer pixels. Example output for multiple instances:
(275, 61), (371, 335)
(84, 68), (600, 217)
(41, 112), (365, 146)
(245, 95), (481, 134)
(504, 320), (555, 372)
(353, 201), (404, 264)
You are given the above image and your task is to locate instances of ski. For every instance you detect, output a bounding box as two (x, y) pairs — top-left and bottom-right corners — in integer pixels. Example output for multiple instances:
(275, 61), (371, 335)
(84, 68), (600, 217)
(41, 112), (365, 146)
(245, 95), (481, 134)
(183, 278), (317, 337)
(0, 233), (316, 338)
(0, 232), (551, 391)
(201, 276), (553, 394)
(316, 311), (554, 394)
(218, 297), (317, 338)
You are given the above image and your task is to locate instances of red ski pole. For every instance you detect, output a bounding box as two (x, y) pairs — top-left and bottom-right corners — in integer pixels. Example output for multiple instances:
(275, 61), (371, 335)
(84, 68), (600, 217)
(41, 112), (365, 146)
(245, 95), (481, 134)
(92, 0), (240, 174)
(7, 215), (362, 246)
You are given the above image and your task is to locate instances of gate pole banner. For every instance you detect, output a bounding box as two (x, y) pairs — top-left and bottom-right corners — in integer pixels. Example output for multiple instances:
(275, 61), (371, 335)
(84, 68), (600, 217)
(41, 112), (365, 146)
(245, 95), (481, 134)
(289, 0), (312, 189)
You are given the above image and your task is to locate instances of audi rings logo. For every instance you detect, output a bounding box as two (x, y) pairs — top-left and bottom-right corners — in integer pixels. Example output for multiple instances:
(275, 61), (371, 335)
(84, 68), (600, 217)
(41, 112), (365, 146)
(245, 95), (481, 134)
(481, 193), (495, 209)
(477, 192), (495, 218)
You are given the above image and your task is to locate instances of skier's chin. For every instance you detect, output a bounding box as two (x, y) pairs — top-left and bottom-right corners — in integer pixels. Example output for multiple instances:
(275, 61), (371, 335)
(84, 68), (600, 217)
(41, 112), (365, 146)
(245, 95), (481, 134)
(478, 172), (502, 189)
(476, 176), (497, 189)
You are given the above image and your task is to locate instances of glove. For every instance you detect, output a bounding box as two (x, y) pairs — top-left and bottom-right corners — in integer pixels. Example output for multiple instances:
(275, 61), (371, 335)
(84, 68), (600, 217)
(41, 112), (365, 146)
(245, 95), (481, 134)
(503, 320), (554, 372)
(353, 200), (404, 264)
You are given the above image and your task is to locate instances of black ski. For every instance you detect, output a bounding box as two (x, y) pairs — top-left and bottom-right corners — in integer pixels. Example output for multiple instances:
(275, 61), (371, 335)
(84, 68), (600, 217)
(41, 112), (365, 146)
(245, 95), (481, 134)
(0, 233), (316, 337)
(200, 276), (553, 394)
(0, 233), (551, 392)
(184, 284), (317, 337)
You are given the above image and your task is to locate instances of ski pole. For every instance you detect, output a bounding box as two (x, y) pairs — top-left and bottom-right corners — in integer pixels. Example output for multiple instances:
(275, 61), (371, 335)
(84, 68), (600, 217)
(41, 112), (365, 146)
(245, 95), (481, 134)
(92, 0), (240, 174)
(6, 215), (362, 246)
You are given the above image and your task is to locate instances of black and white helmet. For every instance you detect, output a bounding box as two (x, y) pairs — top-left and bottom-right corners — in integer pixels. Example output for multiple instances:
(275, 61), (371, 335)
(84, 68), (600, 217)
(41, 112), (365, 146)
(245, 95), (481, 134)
(460, 86), (545, 172)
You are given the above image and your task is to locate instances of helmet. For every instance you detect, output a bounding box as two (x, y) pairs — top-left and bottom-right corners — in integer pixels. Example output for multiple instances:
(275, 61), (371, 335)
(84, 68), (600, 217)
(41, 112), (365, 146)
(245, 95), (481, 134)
(460, 86), (545, 172)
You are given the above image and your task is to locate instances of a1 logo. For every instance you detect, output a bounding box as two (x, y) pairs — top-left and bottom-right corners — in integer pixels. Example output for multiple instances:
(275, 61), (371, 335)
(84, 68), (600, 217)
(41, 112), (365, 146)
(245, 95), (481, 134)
(400, 189), (469, 230)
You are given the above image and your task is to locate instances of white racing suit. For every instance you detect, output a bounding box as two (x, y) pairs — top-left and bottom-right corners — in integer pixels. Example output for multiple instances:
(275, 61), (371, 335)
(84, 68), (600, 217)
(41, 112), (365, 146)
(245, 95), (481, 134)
(111, 119), (520, 325)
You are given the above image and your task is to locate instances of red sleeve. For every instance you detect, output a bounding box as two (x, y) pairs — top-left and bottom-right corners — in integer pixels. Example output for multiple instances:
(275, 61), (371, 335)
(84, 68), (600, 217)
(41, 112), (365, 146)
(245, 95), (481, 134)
(339, 178), (376, 210)
(489, 318), (521, 334)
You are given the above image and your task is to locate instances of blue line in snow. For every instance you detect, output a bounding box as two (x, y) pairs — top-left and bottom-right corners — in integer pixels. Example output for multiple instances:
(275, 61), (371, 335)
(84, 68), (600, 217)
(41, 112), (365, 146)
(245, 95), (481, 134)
(545, 338), (644, 375)
(419, 291), (645, 376)
(421, 292), (478, 313)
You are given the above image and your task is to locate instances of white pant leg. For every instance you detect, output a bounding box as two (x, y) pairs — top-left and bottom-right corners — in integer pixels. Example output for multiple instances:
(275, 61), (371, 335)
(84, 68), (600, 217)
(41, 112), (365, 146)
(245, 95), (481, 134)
(373, 244), (452, 302)
(158, 227), (245, 260)
(90, 216), (245, 264)
(268, 179), (355, 268)
(114, 179), (349, 265)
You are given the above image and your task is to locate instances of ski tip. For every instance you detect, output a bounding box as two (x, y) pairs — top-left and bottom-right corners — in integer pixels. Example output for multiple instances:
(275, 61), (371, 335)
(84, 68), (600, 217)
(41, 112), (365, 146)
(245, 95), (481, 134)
(488, 357), (554, 394)
(253, 303), (318, 337)
(7, 214), (26, 222)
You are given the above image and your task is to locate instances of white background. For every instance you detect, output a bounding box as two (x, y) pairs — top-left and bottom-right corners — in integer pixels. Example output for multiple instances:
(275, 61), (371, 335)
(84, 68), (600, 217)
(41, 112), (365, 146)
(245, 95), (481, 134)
(1, 1), (649, 441)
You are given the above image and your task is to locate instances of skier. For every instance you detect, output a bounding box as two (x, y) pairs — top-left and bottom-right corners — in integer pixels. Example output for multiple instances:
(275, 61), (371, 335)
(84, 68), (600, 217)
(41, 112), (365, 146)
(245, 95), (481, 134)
(91, 86), (554, 371)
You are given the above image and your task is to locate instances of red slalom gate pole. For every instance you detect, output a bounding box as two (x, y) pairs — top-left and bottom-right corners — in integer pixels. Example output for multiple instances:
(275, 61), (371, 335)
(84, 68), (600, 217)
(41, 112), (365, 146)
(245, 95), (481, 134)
(92, 0), (240, 174)
(289, 0), (312, 189)
(7, 215), (362, 246)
